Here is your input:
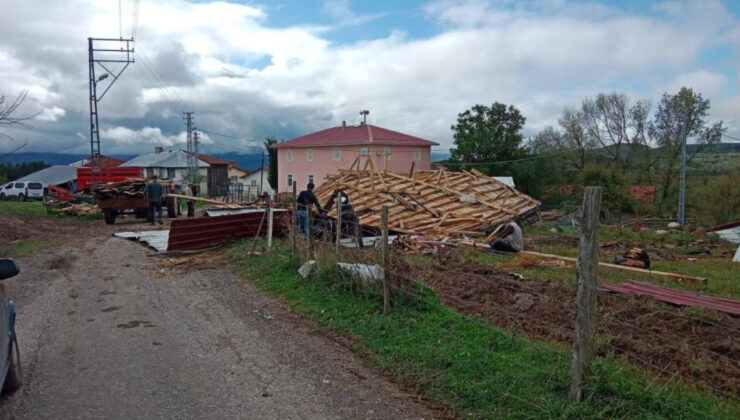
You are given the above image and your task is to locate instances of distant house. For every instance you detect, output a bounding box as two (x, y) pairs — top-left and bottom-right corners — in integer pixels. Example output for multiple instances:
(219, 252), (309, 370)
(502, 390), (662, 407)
(196, 154), (230, 197)
(274, 122), (439, 192)
(227, 162), (249, 181)
(121, 148), (210, 194)
(242, 166), (274, 198)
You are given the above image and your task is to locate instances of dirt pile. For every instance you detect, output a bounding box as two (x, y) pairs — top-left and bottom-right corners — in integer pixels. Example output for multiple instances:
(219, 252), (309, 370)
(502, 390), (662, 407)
(419, 253), (740, 397)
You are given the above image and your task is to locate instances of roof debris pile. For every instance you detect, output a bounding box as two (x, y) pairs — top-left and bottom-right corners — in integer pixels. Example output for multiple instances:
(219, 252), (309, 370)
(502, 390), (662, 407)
(314, 163), (540, 237)
(93, 178), (147, 199)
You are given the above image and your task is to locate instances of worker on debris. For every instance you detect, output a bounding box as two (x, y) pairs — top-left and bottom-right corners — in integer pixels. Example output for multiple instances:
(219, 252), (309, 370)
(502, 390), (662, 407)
(145, 174), (164, 225)
(296, 182), (325, 236)
(490, 219), (523, 253)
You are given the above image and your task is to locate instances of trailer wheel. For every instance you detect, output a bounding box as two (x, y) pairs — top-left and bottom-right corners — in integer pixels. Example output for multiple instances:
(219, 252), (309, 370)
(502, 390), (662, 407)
(166, 197), (177, 218)
(103, 209), (117, 225)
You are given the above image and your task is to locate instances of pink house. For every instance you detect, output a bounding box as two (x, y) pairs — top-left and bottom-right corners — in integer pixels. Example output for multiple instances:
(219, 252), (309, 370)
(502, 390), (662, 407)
(274, 122), (439, 193)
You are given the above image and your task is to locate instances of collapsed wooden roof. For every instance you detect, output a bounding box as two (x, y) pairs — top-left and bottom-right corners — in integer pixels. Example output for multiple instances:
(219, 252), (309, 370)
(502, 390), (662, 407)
(315, 158), (540, 237)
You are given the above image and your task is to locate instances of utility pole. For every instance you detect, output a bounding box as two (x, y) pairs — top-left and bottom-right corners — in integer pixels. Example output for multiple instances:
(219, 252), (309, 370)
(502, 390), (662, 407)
(183, 112), (195, 183)
(677, 113), (689, 225)
(192, 129), (200, 185)
(88, 37), (134, 189)
(259, 152), (265, 196)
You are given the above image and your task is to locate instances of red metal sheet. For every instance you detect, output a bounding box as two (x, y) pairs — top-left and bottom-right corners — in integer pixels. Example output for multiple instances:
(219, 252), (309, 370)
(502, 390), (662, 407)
(167, 210), (291, 251)
(601, 281), (740, 316)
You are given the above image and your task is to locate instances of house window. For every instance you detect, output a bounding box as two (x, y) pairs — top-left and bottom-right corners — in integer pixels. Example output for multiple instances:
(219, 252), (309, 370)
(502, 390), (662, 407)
(333, 148), (341, 161)
(287, 174), (293, 187)
(308, 174), (314, 185)
(251, 179), (258, 187)
(414, 148), (421, 161)
(306, 148), (313, 162)
(383, 147), (391, 160)
(167, 168), (176, 179)
(286, 150), (293, 162)
(360, 147), (369, 156)
(146, 168), (155, 177)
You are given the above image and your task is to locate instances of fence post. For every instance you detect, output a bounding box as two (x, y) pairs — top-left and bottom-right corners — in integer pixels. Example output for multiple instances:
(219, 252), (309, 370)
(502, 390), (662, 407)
(307, 207), (314, 260)
(381, 206), (390, 314)
(291, 183), (297, 257)
(267, 207), (274, 249)
(570, 186), (602, 401)
(335, 190), (342, 261)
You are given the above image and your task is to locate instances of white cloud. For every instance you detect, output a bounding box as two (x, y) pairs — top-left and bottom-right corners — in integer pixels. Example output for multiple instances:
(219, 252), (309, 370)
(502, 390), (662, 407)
(0, 0), (738, 156)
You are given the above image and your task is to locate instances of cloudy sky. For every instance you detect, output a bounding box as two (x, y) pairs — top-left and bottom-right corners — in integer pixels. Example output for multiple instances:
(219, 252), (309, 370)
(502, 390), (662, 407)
(1, 0), (739, 156)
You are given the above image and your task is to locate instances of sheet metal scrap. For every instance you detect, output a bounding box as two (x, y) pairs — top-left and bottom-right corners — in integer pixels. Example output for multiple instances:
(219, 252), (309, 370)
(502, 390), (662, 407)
(315, 163), (540, 237)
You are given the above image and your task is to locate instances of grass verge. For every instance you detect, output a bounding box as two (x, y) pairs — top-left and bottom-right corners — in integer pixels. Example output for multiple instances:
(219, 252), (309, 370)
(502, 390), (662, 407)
(0, 200), (102, 220)
(228, 240), (738, 419)
(0, 238), (48, 258)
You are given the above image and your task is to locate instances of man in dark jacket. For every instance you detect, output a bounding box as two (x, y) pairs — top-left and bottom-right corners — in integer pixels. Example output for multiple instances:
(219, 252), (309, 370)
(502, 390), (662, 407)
(145, 175), (164, 225)
(296, 182), (324, 236)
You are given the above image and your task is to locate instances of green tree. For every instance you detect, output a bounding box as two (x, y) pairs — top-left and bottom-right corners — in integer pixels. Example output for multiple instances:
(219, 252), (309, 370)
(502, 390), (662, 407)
(449, 103), (527, 175)
(648, 87), (724, 214)
(264, 136), (278, 190)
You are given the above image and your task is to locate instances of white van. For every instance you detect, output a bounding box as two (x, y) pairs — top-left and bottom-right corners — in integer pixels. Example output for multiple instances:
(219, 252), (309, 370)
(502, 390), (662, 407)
(0, 182), (45, 201)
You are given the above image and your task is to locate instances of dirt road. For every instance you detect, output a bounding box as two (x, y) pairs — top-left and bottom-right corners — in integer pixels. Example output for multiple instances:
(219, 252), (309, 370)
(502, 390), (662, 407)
(0, 215), (435, 419)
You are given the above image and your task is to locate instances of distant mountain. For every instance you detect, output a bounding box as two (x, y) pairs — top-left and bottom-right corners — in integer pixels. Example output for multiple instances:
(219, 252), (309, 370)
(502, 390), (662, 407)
(0, 152), (267, 170)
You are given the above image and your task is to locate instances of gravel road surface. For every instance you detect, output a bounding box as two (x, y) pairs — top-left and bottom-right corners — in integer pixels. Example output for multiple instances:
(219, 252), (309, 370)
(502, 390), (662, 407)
(0, 215), (436, 419)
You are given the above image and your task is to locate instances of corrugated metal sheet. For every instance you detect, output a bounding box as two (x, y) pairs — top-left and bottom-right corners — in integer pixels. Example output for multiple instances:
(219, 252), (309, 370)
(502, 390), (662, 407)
(714, 226), (740, 244)
(204, 207), (265, 217)
(602, 281), (740, 316)
(12, 165), (77, 185)
(734, 245), (740, 263)
(167, 210), (290, 251)
(114, 230), (169, 252)
(121, 150), (209, 168)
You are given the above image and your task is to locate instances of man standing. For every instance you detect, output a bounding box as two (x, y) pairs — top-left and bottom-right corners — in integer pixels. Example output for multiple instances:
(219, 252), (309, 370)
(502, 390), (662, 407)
(145, 174), (164, 225)
(490, 219), (523, 253)
(296, 182), (324, 236)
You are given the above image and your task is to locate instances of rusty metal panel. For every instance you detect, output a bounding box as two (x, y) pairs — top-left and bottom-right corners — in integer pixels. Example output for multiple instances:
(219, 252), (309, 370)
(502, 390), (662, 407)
(167, 210), (291, 251)
(602, 281), (740, 316)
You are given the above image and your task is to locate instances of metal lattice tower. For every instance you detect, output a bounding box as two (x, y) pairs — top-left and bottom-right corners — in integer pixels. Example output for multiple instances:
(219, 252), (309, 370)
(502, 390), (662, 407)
(183, 112), (196, 183)
(88, 37), (134, 188)
(677, 110), (690, 225)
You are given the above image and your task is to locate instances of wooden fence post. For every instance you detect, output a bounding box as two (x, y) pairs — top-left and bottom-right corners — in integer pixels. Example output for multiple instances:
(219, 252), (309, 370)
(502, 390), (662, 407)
(267, 207), (274, 249)
(381, 206), (390, 314)
(307, 207), (314, 260)
(291, 182), (297, 257)
(335, 190), (342, 261)
(570, 186), (602, 401)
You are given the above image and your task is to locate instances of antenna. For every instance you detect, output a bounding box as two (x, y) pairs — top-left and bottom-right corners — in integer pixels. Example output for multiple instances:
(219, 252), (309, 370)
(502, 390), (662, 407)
(359, 109), (369, 125)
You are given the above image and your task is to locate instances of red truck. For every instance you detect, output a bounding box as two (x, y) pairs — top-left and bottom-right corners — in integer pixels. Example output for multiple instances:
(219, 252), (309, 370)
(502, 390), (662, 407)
(76, 167), (143, 193)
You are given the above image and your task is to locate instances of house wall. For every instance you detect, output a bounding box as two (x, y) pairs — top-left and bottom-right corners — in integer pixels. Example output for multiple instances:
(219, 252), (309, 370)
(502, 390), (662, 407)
(207, 164), (229, 197)
(143, 167), (208, 195)
(277, 145), (431, 192)
(238, 170), (275, 201)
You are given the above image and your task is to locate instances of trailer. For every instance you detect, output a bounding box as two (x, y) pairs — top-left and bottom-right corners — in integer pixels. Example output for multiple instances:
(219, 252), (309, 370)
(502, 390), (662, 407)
(77, 167), (143, 193)
(97, 195), (178, 225)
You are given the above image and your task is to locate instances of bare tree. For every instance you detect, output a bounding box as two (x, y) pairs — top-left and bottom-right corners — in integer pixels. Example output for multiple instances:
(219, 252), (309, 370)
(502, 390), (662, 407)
(0, 90), (38, 156)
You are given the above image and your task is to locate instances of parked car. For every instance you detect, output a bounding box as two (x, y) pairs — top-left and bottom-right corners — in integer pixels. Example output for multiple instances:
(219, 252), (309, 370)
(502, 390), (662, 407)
(0, 259), (21, 394)
(0, 181), (45, 201)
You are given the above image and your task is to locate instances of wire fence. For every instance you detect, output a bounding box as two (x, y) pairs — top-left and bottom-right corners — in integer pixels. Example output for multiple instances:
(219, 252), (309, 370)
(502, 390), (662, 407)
(273, 194), (739, 407)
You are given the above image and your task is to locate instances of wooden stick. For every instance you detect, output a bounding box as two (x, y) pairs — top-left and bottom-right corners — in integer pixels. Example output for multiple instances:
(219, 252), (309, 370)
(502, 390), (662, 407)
(292, 182), (297, 256)
(167, 193), (239, 207)
(381, 206), (390, 315)
(336, 190), (342, 261)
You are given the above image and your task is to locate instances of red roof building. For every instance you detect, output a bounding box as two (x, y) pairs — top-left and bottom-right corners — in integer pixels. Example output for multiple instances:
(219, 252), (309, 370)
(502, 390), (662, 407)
(274, 122), (439, 192)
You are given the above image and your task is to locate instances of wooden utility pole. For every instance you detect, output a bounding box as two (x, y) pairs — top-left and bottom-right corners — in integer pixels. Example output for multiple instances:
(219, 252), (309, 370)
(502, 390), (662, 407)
(381, 206), (390, 314)
(291, 182), (297, 256)
(335, 190), (342, 260)
(307, 207), (314, 260)
(570, 186), (602, 401)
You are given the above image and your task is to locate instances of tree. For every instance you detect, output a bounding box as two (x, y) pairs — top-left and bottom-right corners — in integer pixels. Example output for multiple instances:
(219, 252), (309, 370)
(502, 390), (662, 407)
(648, 87), (724, 213)
(264, 136), (278, 190)
(0, 90), (38, 156)
(449, 103), (527, 175)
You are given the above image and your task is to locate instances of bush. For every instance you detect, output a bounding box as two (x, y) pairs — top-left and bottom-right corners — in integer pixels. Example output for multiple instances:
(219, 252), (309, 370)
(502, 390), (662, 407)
(579, 166), (635, 215)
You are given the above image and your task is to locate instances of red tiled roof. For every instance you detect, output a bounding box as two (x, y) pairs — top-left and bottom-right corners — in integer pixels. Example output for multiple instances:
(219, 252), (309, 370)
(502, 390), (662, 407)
(83, 155), (126, 168)
(196, 153), (230, 165)
(274, 124), (439, 149)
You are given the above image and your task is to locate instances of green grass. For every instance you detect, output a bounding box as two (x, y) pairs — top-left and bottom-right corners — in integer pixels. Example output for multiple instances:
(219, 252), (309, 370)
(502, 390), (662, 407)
(0, 238), (48, 258)
(228, 240), (738, 419)
(503, 224), (740, 298)
(0, 200), (103, 220)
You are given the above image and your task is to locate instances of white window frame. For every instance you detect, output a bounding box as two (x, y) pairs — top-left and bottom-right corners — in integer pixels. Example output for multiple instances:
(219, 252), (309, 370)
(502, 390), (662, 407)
(308, 174), (314, 185)
(286, 149), (293, 162)
(287, 174), (293, 187)
(414, 148), (421, 161)
(306, 148), (313, 162)
(360, 147), (369, 156)
(251, 179), (258, 187)
(333, 147), (341, 161)
(383, 147), (391, 161)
